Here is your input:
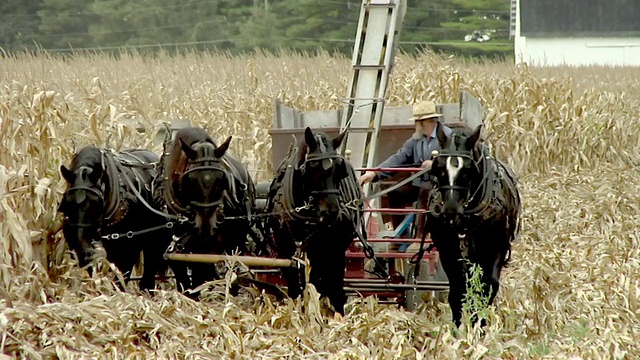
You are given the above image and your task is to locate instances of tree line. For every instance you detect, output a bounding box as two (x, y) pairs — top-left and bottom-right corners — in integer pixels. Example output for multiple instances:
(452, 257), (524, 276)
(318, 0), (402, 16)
(0, 0), (512, 58)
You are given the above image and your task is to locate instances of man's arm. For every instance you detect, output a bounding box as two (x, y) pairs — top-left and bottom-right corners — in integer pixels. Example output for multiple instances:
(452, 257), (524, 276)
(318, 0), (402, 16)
(372, 138), (415, 182)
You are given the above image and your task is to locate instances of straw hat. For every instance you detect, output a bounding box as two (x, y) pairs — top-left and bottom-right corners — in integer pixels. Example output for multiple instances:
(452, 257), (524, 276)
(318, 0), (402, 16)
(410, 100), (442, 121)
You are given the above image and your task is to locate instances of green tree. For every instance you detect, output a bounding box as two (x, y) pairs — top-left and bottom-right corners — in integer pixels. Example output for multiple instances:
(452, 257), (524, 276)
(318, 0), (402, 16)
(37, 0), (98, 49)
(88, 0), (144, 47)
(399, 0), (457, 51)
(185, 0), (236, 51)
(0, 0), (42, 52)
(279, 0), (359, 53)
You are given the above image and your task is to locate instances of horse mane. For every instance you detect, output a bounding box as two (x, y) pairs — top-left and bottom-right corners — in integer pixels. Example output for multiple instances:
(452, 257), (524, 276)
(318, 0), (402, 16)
(166, 128), (217, 188)
(69, 146), (103, 171)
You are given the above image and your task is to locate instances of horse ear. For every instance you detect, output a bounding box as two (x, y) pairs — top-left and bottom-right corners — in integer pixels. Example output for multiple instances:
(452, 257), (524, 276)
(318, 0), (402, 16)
(179, 138), (198, 160)
(60, 165), (76, 183)
(304, 127), (317, 152)
(332, 131), (346, 150)
(436, 122), (448, 149)
(214, 136), (232, 158)
(465, 124), (483, 149)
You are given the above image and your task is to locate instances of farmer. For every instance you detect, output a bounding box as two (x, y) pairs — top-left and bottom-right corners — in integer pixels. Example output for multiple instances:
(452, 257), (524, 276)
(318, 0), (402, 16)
(358, 100), (453, 235)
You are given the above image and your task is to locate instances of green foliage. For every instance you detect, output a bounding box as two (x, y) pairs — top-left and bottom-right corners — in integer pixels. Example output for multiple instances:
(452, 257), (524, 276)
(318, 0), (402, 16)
(37, 0), (99, 49)
(0, 0), (41, 51)
(460, 260), (492, 329)
(0, 0), (512, 59)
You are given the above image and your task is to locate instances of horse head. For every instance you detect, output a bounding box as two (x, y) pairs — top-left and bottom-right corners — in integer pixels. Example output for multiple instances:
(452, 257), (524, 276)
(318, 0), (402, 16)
(58, 147), (108, 267)
(429, 123), (484, 227)
(296, 127), (347, 223)
(179, 135), (233, 239)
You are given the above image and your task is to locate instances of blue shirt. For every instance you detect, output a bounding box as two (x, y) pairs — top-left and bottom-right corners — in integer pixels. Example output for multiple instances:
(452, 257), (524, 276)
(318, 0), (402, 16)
(375, 123), (453, 186)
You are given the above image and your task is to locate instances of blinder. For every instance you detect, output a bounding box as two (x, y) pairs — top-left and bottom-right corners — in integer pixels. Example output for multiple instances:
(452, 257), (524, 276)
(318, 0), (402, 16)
(65, 185), (105, 204)
(300, 152), (344, 196)
(301, 152), (343, 172)
(181, 157), (232, 209)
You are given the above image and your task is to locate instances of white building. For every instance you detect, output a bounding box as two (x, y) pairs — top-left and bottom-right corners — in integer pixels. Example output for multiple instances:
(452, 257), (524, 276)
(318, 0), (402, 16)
(511, 0), (640, 67)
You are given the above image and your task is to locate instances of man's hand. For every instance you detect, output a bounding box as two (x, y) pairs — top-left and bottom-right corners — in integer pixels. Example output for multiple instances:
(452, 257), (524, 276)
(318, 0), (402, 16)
(358, 171), (376, 186)
(421, 160), (433, 169)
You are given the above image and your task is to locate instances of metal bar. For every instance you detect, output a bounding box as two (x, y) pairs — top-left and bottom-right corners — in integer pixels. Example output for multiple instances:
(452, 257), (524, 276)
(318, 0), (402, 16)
(164, 253), (296, 268)
(352, 65), (388, 70)
(340, 97), (387, 102)
(355, 167), (424, 172)
(363, 208), (427, 214)
(345, 279), (448, 287)
(346, 252), (437, 259)
(251, 269), (281, 274)
(345, 283), (448, 291)
(346, 299), (404, 305)
(364, 3), (396, 8)
(352, 238), (433, 243)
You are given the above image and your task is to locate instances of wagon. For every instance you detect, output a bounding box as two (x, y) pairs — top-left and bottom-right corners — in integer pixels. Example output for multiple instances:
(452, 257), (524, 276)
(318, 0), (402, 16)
(243, 91), (485, 310)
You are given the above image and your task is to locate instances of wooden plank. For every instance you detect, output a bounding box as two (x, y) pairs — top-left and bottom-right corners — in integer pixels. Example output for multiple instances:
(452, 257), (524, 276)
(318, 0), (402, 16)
(164, 253), (296, 268)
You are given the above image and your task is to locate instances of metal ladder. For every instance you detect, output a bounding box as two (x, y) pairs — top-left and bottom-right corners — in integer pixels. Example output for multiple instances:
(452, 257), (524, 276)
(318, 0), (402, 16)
(339, 0), (407, 209)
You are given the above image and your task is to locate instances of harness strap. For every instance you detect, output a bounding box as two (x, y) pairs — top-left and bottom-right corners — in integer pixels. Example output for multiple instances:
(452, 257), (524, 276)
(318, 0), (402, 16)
(463, 147), (498, 217)
(109, 151), (186, 221)
(101, 150), (124, 223)
(280, 141), (318, 222)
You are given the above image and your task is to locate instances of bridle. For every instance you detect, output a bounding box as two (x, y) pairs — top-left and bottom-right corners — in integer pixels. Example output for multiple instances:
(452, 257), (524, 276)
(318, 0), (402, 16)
(179, 148), (236, 226)
(433, 148), (482, 201)
(299, 151), (344, 197)
(62, 166), (107, 229)
(429, 139), (494, 219)
(298, 133), (346, 199)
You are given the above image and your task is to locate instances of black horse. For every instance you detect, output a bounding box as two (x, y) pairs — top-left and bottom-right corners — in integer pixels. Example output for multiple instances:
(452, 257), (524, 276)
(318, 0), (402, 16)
(265, 127), (363, 316)
(58, 146), (173, 291)
(425, 123), (522, 327)
(154, 127), (257, 297)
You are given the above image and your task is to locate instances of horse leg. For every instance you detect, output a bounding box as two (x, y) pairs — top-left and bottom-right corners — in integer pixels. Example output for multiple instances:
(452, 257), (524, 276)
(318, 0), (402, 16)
(439, 255), (466, 327)
(467, 252), (504, 328)
(104, 241), (138, 291)
(323, 253), (348, 316)
(139, 233), (169, 293)
(170, 262), (197, 298)
(484, 254), (503, 306)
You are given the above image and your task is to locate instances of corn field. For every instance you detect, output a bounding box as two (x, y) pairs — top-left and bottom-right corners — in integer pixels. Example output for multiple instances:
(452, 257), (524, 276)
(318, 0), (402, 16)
(1, 48), (639, 359)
